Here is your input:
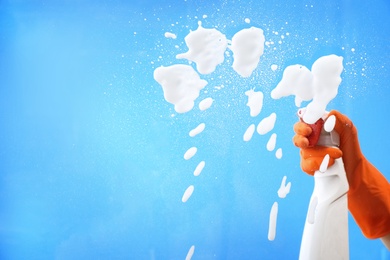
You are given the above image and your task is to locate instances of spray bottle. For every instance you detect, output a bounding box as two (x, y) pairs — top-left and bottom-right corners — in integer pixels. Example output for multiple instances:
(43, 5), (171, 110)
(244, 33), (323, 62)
(298, 109), (349, 260)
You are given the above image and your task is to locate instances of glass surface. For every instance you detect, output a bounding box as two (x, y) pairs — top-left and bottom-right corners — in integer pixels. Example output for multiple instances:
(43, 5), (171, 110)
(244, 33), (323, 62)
(1, 0), (390, 259)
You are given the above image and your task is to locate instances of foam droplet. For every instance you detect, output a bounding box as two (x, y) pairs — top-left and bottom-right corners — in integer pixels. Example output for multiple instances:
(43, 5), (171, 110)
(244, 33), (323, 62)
(267, 133), (277, 151)
(268, 202), (278, 241)
(277, 176), (291, 198)
(257, 113), (277, 135)
(164, 32), (177, 39)
(184, 147), (197, 160)
(194, 161), (205, 176)
(185, 245), (195, 260)
(189, 123), (205, 137)
(319, 154), (330, 173)
(182, 185), (194, 203)
(243, 124), (256, 142)
(275, 148), (283, 159)
(324, 115), (336, 132)
(245, 89), (263, 117)
(199, 97), (213, 111)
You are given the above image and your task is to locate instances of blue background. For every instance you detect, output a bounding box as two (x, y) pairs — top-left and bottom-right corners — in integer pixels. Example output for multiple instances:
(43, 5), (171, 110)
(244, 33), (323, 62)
(1, 0), (390, 259)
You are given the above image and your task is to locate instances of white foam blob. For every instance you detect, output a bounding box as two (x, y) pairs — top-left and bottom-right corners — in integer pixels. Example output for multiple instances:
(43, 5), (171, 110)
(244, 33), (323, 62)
(245, 18), (251, 23)
(266, 133), (277, 151)
(176, 22), (228, 74)
(154, 64), (208, 113)
(275, 148), (283, 159)
(164, 32), (177, 39)
(271, 55), (344, 124)
(271, 65), (313, 107)
(184, 147), (197, 160)
(245, 89), (263, 117)
(194, 161), (205, 176)
(185, 245), (195, 260)
(243, 124), (256, 142)
(257, 113), (277, 135)
(230, 27), (265, 77)
(189, 123), (206, 137)
(182, 185), (194, 203)
(199, 97), (214, 111)
(324, 115), (336, 132)
(271, 64), (278, 71)
(268, 202), (278, 241)
(307, 195), (318, 224)
(277, 176), (291, 198)
(319, 154), (330, 173)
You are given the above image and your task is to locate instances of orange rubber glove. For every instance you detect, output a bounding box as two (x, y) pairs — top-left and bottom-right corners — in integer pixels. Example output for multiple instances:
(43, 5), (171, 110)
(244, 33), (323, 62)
(293, 110), (390, 239)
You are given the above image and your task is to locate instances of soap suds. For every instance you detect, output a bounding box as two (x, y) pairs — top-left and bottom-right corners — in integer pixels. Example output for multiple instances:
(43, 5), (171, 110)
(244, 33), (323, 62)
(245, 89), (264, 117)
(230, 27), (265, 77)
(243, 124), (256, 141)
(176, 22), (228, 75)
(257, 113), (277, 135)
(154, 65), (207, 113)
(271, 55), (343, 124)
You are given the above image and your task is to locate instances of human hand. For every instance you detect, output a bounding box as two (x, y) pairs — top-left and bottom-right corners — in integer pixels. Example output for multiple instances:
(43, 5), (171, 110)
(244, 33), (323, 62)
(293, 110), (346, 175)
(295, 110), (390, 240)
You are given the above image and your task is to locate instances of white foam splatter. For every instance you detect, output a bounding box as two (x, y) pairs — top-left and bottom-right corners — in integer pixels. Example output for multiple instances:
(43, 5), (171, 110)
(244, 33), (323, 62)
(199, 97), (214, 111)
(245, 89), (263, 117)
(230, 27), (265, 77)
(194, 161), (205, 176)
(182, 185), (194, 203)
(257, 113), (277, 135)
(243, 124), (256, 142)
(184, 147), (197, 160)
(189, 123), (206, 137)
(185, 245), (195, 260)
(275, 148), (283, 159)
(268, 202), (278, 241)
(245, 18), (251, 23)
(271, 64), (278, 71)
(319, 154), (330, 173)
(271, 65), (313, 107)
(176, 23), (228, 74)
(278, 176), (291, 198)
(266, 133), (276, 151)
(154, 64), (207, 113)
(164, 32), (177, 39)
(271, 55), (343, 124)
(324, 115), (336, 132)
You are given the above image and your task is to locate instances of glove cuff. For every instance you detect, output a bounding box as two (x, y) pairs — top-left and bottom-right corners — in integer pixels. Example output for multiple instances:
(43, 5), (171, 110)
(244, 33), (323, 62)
(348, 158), (390, 239)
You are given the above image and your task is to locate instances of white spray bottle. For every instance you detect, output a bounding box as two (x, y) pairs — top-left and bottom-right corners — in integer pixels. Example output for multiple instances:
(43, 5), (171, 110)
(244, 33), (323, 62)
(298, 109), (350, 260)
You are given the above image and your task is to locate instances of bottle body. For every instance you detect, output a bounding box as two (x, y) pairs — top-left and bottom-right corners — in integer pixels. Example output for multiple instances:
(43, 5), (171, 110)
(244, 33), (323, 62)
(299, 158), (349, 260)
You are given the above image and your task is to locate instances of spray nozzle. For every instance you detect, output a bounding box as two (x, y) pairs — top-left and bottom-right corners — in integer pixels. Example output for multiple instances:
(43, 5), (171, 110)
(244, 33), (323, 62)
(297, 109), (340, 148)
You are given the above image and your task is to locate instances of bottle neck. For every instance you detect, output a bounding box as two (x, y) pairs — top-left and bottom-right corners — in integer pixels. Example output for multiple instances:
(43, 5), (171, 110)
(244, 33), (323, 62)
(316, 130), (340, 148)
